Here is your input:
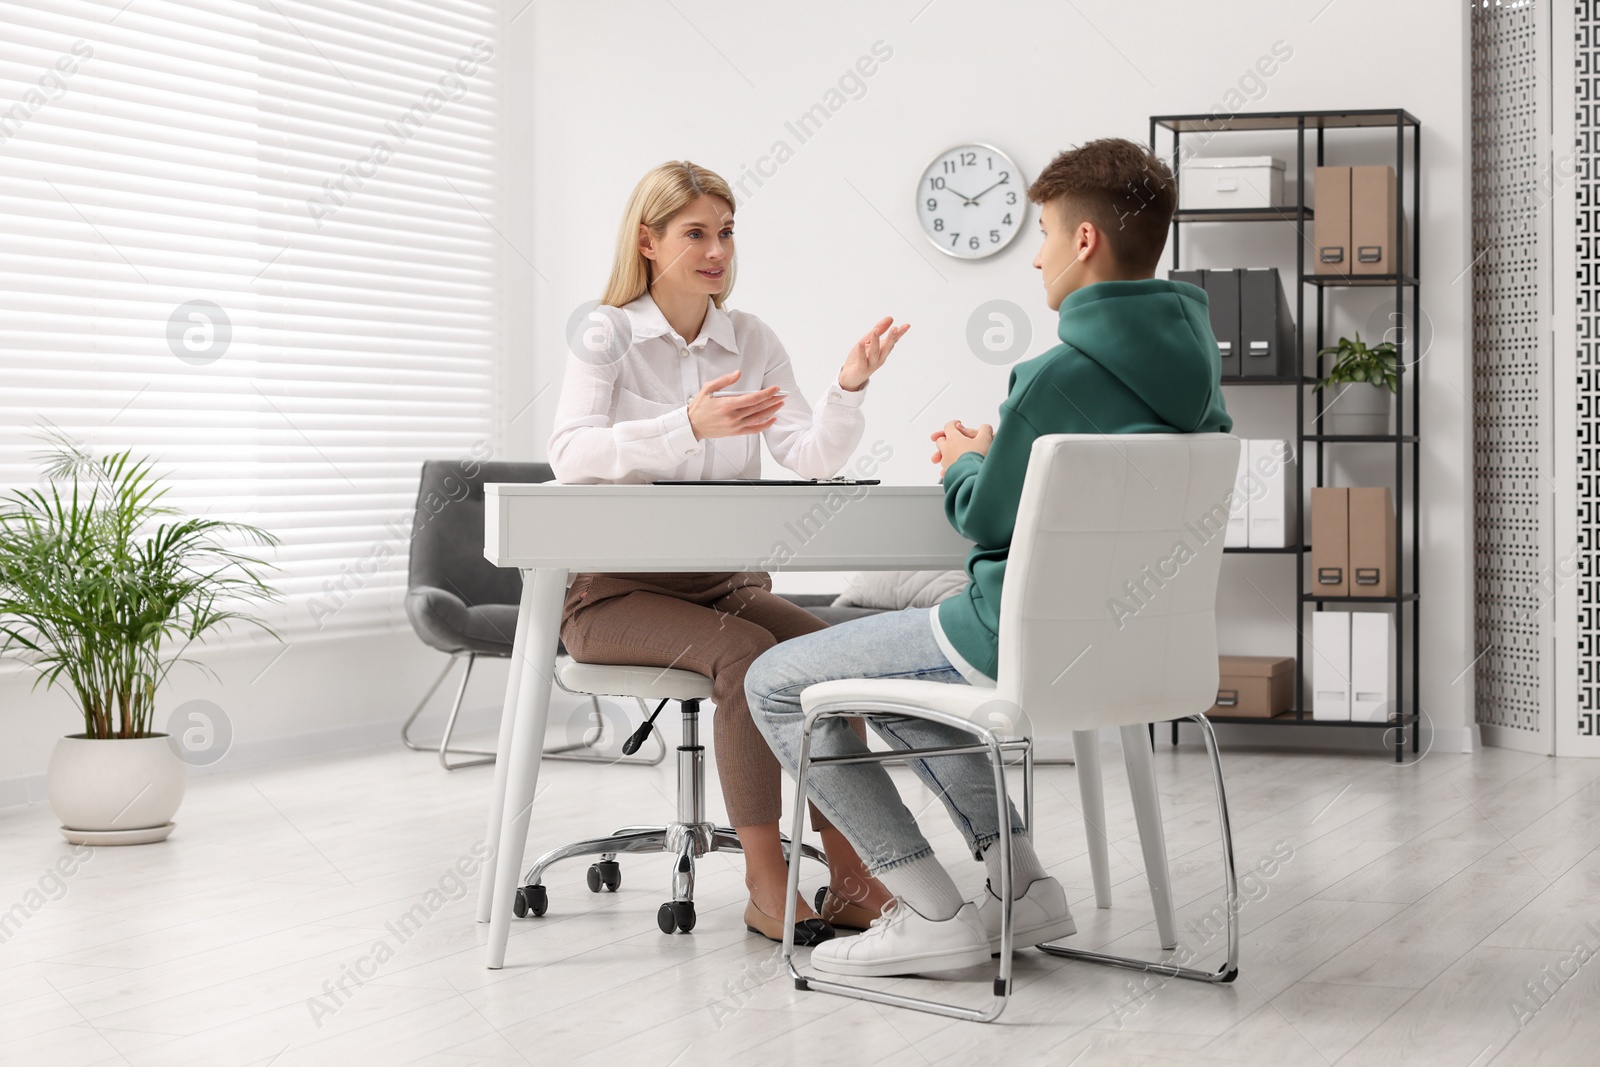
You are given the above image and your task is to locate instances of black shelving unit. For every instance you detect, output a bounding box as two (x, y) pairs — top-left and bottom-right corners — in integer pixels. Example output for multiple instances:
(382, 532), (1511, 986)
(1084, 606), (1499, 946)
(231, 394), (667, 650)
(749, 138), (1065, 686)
(1149, 108), (1422, 762)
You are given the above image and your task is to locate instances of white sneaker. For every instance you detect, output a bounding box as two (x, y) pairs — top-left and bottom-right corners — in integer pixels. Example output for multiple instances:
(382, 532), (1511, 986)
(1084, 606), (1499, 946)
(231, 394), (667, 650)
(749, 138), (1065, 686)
(809, 898), (990, 978)
(973, 876), (1076, 953)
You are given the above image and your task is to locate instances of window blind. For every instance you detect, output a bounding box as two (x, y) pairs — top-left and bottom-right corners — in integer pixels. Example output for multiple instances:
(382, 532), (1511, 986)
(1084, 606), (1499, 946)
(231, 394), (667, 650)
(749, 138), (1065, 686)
(0, 0), (499, 646)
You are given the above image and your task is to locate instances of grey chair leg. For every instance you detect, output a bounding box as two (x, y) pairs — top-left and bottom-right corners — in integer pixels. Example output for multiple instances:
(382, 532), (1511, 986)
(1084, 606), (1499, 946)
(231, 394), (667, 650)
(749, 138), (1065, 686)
(401, 652), (497, 770)
(436, 652), (495, 770)
(1036, 713), (1239, 984)
(401, 654), (465, 751)
(781, 700), (1026, 1024)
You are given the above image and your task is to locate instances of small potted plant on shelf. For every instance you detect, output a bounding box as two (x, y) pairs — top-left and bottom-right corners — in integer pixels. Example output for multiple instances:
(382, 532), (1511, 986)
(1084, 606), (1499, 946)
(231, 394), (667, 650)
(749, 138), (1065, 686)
(1314, 333), (1398, 436)
(0, 429), (280, 844)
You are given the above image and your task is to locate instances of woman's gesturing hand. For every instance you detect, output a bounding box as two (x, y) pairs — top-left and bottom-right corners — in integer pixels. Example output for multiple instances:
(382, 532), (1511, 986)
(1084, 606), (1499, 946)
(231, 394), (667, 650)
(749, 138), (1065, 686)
(838, 317), (909, 392)
(687, 370), (786, 441)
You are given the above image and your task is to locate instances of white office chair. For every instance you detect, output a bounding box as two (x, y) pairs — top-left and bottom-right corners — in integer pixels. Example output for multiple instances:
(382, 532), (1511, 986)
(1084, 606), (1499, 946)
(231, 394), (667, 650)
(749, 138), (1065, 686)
(511, 657), (826, 934)
(781, 433), (1243, 1022)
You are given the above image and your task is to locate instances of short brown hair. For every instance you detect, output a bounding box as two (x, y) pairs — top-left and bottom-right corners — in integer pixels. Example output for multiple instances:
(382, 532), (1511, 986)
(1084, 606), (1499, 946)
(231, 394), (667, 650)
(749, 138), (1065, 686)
(1027, 138), (1175, 274)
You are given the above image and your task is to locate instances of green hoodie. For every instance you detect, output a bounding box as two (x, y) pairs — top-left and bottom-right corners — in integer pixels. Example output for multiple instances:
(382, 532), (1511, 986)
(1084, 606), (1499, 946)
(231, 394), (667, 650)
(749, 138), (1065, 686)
(935, 278), (1234, 680)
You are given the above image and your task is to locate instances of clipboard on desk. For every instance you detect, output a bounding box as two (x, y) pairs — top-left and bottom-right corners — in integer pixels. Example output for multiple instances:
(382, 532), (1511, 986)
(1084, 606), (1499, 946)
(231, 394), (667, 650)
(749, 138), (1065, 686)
(651, 478), (881, 486)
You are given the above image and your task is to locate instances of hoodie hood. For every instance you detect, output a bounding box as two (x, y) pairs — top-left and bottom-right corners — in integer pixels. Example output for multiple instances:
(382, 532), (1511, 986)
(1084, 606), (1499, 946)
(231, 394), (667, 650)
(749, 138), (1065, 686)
(1055, 278), (1224, 432)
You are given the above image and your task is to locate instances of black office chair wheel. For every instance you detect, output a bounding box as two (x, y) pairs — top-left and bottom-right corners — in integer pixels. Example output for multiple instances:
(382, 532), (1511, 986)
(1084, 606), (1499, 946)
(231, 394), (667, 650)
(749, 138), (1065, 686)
(586, 861), (621, 893)
(657, 901), (696, 934)
(513, 884), (547, 918)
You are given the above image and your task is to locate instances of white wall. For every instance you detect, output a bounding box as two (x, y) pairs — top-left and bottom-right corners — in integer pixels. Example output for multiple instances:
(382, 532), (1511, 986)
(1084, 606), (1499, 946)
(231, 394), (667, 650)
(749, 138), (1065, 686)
(506, 0), (1476, 751)
(0, 0), (1477, 802)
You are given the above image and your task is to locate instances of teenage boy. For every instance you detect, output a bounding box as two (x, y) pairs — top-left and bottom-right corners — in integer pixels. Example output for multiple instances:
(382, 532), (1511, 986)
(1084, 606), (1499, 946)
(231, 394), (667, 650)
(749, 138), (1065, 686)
(746, 137), (1233, 977)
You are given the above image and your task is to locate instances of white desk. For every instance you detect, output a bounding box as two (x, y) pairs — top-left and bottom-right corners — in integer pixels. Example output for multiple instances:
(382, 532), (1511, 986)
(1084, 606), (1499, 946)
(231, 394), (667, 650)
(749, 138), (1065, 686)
(475, 483), (971, 968)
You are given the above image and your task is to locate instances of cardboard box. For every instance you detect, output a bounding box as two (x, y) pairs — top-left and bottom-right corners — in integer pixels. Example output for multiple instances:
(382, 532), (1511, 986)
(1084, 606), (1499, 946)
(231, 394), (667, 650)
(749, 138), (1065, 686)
(1351, 165), (1400, 275)
(1310, 487), (1350, 596)
(1207, 655), (1294, 717)
(1313, 166), (1351, 275)
(1348, 487), (1397, 597)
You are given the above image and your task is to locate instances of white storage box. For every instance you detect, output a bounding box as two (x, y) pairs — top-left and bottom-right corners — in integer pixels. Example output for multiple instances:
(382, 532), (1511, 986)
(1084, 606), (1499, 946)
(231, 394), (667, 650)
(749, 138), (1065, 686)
(1246, 439), (1298, 549)
(1179, 156), (1285, 210)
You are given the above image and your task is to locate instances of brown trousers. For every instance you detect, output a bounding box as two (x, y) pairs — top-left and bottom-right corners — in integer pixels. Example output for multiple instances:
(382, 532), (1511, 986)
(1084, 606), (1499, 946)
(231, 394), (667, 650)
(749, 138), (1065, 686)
(561, 571), (854, 828)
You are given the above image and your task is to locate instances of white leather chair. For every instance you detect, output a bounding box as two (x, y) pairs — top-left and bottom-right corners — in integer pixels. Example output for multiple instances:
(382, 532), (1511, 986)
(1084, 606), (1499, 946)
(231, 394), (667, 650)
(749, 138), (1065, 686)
(780, 433), (1243, 1022)
(510, 657), (826, 934)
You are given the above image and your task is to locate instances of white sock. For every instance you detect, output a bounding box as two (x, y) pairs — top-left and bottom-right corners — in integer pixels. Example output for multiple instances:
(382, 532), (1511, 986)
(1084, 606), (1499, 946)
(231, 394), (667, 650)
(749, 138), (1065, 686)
(982, 832), (1048, 899)
(876, 854), (965, 921)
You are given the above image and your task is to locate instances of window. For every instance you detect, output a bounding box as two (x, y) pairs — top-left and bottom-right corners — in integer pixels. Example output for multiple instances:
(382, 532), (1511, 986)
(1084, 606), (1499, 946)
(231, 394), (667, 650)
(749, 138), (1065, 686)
(0, 0), (499, 644)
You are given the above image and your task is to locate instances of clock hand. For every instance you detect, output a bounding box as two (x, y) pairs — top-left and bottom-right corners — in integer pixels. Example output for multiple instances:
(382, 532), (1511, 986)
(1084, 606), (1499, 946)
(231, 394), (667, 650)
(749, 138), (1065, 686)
(967, 178), (1007, 202)
(942, 184), (978, 206)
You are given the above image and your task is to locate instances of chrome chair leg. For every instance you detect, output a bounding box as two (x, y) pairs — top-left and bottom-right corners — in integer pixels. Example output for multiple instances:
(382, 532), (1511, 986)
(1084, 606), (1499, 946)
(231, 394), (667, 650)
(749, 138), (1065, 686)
(517, 825), (827, 905)
(786, 839), (829, 866)
(710, 828), (827, 866)
(524, 827), (673, 886)
(1022, 741), (1035, 840)
(1035, 713), (1240, 984)
(514, 696), (827, 933)
(781, 700), (1028, 1023)
(671, 832), (696, 903)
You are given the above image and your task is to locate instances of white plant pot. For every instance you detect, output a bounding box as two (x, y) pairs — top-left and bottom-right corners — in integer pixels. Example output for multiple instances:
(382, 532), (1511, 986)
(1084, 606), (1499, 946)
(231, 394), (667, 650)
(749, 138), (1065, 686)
(47, 734), (185, 844)
(1324, 381), (1393, 436)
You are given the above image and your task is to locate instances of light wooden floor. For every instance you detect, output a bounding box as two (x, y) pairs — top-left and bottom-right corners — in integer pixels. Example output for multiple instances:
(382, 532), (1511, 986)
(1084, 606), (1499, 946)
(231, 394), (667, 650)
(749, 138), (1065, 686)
(2, 727), (1597, 1067)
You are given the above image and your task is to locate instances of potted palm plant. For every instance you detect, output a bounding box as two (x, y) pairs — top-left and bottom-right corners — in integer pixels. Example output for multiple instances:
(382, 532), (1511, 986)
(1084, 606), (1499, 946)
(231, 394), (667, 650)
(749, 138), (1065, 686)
(1315, 333), (1399, 436)
(0, 429), (279, 844)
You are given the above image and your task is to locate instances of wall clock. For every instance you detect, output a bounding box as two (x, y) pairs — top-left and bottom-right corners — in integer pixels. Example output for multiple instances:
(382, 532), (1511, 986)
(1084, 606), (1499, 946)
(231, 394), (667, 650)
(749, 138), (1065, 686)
(915, 143), (1027, 259)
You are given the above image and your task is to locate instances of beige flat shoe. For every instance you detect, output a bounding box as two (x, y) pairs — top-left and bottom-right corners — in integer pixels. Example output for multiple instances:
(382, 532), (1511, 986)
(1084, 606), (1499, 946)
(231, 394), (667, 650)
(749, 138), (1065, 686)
(815, 886), (882, 932)
(743, 899), (835, 946)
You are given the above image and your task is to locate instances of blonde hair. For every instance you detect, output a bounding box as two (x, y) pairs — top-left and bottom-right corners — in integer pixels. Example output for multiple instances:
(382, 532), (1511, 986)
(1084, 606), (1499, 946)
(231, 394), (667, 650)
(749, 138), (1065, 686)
(601, 161), (737, 308)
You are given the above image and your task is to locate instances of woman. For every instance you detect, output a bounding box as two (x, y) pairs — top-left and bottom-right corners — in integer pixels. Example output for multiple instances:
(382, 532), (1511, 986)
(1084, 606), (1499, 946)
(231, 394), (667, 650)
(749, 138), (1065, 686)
(548, 161), (903, 944)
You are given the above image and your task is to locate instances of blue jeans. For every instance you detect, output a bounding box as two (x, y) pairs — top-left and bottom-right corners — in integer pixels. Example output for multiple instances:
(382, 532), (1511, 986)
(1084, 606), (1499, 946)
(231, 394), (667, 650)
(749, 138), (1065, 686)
(746, 607), (1026, 873)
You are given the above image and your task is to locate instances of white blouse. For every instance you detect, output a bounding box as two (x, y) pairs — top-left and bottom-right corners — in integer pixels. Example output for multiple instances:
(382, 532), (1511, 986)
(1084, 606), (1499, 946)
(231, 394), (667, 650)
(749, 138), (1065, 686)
(547, 293), (868, 484)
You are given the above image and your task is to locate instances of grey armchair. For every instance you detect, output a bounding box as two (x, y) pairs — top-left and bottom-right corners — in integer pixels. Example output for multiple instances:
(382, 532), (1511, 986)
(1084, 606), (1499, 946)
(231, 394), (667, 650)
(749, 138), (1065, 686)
(402, 458), (661, 769)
